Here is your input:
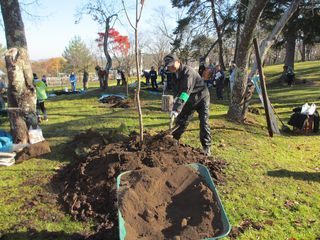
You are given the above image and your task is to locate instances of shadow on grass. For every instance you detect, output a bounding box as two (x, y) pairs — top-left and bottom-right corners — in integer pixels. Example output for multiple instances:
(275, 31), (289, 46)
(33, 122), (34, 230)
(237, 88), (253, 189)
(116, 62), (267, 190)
(0, 229), (85, 240)
(267, 169), (320, 182)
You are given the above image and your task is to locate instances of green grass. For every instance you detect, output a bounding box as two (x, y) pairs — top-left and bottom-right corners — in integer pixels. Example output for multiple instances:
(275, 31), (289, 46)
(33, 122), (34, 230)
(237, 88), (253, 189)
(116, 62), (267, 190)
(0, 61), (320, 239)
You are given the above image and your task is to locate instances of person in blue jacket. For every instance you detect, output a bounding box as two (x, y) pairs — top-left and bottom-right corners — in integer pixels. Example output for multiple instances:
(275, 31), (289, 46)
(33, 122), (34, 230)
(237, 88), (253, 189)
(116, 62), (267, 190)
(69, 72), (77, 92)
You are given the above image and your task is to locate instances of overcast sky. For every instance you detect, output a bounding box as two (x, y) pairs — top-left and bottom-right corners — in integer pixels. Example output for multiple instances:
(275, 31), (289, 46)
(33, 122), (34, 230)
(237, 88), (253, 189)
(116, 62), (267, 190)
(0, 0), (176, 60)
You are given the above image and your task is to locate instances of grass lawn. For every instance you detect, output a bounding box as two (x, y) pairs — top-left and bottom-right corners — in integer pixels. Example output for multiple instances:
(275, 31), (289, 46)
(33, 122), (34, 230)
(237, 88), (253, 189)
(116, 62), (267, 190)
(0, 61), (319, 239)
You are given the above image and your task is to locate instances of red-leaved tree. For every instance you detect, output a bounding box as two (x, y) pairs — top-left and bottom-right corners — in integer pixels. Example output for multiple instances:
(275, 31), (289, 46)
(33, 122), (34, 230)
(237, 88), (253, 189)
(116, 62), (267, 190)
(96, 28), (130, 66)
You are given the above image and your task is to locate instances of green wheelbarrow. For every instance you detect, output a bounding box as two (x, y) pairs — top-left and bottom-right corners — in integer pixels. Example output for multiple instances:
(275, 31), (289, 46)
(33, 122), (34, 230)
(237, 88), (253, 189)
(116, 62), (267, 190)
(116, 163), (231, 240)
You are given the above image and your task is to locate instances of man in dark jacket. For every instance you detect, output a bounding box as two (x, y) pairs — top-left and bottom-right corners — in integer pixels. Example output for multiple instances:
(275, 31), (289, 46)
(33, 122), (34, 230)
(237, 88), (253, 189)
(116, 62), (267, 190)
(149, 66), (158, 89)
(164, 54), (211, 156)
(214, 64), (225, 100)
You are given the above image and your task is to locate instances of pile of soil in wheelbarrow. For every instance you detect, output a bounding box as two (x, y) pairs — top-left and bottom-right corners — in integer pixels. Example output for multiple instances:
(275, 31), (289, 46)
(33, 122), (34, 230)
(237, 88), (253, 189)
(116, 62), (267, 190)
(52, 130), (227, 239)
(118, 166), (223, 240)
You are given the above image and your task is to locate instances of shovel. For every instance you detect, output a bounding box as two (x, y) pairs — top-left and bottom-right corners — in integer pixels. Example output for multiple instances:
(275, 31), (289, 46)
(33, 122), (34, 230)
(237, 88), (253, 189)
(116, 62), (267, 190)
(156, 115), (179, 138)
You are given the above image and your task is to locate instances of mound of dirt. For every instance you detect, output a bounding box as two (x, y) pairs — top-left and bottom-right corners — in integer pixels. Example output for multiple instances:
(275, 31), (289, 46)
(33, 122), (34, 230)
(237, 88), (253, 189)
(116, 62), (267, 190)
(118, 166), (223, 240)
(99, 95), (132, 109)
(99, 95), (124, 104)
(52, 130), (227, 239)
(111, 100), (132, 109)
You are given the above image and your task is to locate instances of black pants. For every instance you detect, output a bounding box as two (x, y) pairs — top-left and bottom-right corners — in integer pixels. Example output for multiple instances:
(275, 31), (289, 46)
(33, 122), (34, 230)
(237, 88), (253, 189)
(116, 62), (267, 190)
(151, 78), (158, 89)
(117, 79), (121, 86)
(172, 90), (211, 148)
(216, 85), (223, 99)
(287, 76), (294, 86)
(36, 100), (47, 120)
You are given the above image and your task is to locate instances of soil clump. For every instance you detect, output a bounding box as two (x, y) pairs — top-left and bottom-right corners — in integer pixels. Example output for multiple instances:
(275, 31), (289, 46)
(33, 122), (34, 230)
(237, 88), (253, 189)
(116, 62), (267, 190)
(118, 166), (223, 240)
(52, 130), (227, 239)
(99, 95), (132, 108)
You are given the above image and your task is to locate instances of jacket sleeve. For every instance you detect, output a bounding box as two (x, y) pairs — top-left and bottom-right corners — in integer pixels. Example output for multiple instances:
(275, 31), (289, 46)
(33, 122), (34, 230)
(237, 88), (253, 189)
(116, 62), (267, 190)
(172, 68), (196, 114)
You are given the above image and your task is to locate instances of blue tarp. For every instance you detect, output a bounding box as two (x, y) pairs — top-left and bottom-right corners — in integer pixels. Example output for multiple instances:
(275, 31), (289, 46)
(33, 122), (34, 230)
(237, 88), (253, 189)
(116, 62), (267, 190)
(0, 131), (13, 152)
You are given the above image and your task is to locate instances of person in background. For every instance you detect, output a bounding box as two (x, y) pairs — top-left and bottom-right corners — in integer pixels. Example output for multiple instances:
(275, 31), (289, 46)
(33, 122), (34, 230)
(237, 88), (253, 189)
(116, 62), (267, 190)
(159, 65), (166, 85)
(0, 77), (7, 111)
(116, 69), (122, 86)
(83, 70), (89, 90)
(120, 69), (126, 86)
(33, 73), (48, 122)
(282, 65), (295, 87)
(142, 70), (150, 85)
(164, 53), (211, 156)
(69, 72), (77, 92)
(41, 75), (47, 86)
(165, 70), (173, 91)
(198, 63), (206, 77)
(214, 64), (225, 100)
(149, 66), (158, 90)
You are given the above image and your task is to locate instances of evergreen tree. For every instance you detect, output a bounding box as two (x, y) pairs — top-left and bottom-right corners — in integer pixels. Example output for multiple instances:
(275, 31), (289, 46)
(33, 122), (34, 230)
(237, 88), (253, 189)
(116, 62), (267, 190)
(62, 36), (93, 73)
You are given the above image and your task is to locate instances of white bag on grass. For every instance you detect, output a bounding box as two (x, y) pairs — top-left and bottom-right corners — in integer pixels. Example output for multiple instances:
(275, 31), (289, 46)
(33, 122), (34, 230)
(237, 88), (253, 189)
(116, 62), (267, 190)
(301, 103), (317, 115)
(28, 127), (45, 144)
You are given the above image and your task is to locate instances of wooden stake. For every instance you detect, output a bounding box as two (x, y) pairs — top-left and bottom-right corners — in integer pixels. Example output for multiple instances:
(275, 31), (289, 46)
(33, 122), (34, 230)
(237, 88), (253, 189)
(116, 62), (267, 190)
(253, 38), (273, 137)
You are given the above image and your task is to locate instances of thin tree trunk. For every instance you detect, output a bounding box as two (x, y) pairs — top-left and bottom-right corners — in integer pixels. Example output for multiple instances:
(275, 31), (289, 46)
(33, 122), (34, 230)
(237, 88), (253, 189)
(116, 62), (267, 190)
(103, 17), (115, 89)
(227, 0), (268, 122)
(1, 0), (36, 144)
(203, 40), (218, 60)
(135, 1), (143, 143)
(210, 0), (225, 69)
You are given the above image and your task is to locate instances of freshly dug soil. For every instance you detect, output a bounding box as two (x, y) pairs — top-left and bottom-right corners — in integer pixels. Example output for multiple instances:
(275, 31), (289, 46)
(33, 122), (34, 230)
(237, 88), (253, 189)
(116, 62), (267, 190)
(99, 95), (124, 104)
(118, 166), (223, 240)
(99, 95), (132, 108)
(52, 130), (227, 239)
(111, 100), (132, 109)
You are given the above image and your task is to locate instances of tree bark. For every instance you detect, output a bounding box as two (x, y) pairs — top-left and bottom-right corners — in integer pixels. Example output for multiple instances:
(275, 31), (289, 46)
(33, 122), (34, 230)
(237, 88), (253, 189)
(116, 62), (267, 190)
(227, 0), (268, 122)
(135, 1), (144, 143)
(248, 0), (300, 77)
(284, 28), (296, 69)
(103, 17), (113, 89)
(1, 0), (36, 144)
(210, 0), (225, 69)
(234, 0), (246, 62)
(301, 39), (306, 62)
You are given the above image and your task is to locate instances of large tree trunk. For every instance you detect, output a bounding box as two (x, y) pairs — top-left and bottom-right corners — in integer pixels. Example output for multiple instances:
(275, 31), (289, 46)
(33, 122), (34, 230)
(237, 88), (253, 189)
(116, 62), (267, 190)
(1, 0), (36, 144)
(227, 0), (268, 122)
(210, 0), (225, 70)
(233, 0), (246, 62)
(284, 29), (296, 69)
(301, 39), (306, 62)
(249, 0), (300, 77)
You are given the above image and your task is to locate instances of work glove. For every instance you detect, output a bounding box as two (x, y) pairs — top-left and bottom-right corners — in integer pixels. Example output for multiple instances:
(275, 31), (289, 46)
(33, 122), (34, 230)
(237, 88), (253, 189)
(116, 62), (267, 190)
(169, 110), (178, 131)
(170, 110), (178, 119)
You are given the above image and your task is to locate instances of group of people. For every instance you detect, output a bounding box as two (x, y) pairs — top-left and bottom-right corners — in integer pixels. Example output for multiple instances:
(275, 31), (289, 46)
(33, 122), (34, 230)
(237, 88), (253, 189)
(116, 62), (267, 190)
(142, 65), (174, 91)
(199, 62), (226, 100)
(68, 70), (90, 92)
